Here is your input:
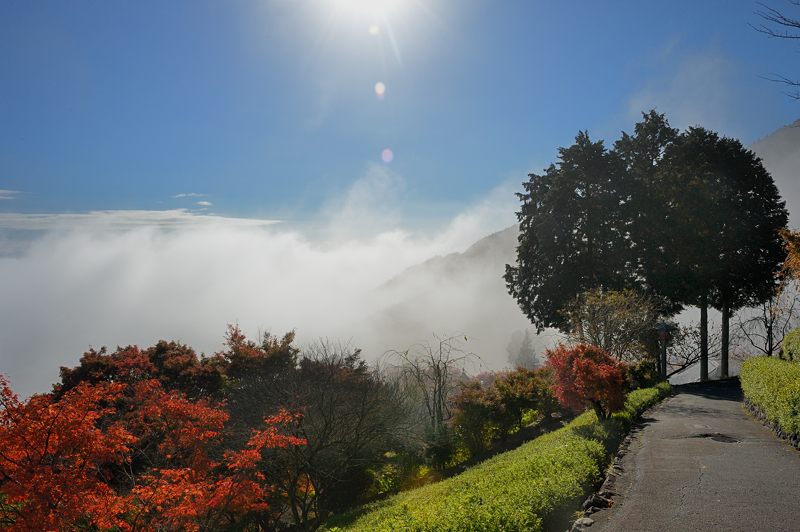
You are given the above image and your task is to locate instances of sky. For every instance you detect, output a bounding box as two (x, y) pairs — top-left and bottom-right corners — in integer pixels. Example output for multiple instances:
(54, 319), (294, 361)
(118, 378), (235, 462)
(1, 0), (798, 220)
(1, 0), (799, 395)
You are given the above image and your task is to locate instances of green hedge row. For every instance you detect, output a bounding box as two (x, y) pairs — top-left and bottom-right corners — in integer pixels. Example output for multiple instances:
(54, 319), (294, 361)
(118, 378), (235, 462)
(741, 356), (800, 435)
(325, 382), (671, 532)
(780, 328), (800, 361)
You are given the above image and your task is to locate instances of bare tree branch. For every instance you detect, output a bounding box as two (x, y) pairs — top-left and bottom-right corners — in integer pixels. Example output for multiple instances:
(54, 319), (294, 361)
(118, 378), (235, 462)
(666, 323), (722, 378)
(753, 1), (800, 99)
(383, 335), (479, 437)
(734, 281), (800, 356)
(753, 2), (800, 38)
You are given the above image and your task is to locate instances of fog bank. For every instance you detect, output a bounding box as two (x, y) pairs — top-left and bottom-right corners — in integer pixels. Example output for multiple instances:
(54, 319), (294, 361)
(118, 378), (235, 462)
(0, 168), (521, 396)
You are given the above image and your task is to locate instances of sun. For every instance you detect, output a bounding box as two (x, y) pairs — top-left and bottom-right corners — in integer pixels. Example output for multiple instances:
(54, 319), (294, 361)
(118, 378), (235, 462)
(331, 0), (408, 21)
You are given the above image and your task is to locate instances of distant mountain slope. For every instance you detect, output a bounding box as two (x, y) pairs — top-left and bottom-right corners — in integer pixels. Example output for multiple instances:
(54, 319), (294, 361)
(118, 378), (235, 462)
(363, 226), (546, 369)
(381, 225), (518, 291)
(365, 120), (799, 369)
(751, 119), (800, 227)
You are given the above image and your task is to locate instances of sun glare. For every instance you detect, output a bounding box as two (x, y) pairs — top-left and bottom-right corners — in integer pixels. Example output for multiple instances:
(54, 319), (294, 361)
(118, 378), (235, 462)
(332, 0), (407, 21)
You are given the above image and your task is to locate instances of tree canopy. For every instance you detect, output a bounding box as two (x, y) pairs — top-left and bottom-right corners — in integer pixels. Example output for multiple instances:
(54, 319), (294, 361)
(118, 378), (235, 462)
(504, 131), (632, 332)
(507, 112), (788, 379)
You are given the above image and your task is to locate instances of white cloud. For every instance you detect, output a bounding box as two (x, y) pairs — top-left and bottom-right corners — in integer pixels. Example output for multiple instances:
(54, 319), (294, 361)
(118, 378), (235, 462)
(321, 163), (406, 240)
(196, 201), (213, 207)
(0, 189), (20, 200)
(0, 209), (277, 232)
(173, 192), (207, 198)
(0, 171), (519, 397)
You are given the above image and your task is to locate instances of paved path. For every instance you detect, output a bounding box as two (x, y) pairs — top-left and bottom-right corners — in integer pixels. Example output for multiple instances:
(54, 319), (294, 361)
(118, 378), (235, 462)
(590, 380), (800, 532)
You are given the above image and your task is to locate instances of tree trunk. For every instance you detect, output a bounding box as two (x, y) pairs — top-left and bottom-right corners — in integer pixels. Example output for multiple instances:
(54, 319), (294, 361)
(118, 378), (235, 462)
(721, 300), (729, 379)
(766, 304), (775, 356)
(700, 294), (708, 382)
(592, 401), (606, 421)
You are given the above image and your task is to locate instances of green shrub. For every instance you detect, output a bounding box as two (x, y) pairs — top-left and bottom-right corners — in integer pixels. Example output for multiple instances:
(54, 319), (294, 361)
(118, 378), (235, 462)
(451, 368), (558, 458)
(627, 360), (659, 389)
(741, 356), (800, 435)
(324, 382), (671, 531)
(780, 328), (800, 361)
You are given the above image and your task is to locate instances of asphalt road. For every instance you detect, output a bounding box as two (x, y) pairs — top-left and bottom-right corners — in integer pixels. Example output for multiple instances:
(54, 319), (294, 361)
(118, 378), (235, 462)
(590, 380), (800, 532)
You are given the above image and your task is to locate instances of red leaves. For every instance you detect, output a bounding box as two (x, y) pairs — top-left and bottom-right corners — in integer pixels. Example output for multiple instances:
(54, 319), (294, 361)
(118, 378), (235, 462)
(0, 374), (304, 530)
(225, 411), (305, 472)
(0, 376), (134, 530)
(127, 409), (304, 530)
(128, 379), (229, 471)
(546, 343), (627, 419)
(129, 467), (266, 531)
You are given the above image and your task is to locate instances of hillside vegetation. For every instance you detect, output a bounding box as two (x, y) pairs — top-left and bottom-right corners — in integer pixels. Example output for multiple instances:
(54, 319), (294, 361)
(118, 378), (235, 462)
(741, 356), (800, 436)
(326, 382), (671, 531)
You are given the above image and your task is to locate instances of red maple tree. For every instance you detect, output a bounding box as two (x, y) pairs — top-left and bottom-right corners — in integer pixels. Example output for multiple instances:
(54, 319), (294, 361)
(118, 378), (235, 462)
(545, 343), (627, 420)
(0, 376), (134, 529)
(0, 374), (305, 530)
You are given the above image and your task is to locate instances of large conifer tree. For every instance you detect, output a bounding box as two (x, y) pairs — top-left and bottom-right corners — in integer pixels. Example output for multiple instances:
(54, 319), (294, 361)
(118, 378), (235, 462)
(507, 115), (788, 381)
(504, 131), (631, 332)
(658, 128), (788, 378)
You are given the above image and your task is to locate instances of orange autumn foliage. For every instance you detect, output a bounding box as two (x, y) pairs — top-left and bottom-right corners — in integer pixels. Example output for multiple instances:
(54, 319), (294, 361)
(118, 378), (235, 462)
(0, 376), (134, 529)
(781, 229), (800, 283)
(0, 374), (305, 530)
(126, 379), (230, 471)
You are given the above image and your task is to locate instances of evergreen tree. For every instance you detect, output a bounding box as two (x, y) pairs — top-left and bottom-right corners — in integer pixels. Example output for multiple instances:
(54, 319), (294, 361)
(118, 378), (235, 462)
(507, 114), (788, 381)
(505, 131), (632, 332)
(657, 127), (788, 378)
(706, 134), (787, 377)
(614, 111), (682, 313)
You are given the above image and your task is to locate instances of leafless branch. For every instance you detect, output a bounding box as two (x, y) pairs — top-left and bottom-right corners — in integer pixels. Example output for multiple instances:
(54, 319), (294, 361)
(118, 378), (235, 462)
(734, 281), (800, 356)
(752, 1), (800, 99)
(753, 2), (800, 38)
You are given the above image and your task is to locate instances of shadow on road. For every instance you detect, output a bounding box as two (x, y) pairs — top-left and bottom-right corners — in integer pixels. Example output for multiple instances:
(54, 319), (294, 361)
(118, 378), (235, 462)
(672, 377), (742, 402)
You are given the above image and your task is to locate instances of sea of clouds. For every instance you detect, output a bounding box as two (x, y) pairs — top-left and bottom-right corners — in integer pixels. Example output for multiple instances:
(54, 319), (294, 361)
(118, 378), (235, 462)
(0, 165), (523, 396)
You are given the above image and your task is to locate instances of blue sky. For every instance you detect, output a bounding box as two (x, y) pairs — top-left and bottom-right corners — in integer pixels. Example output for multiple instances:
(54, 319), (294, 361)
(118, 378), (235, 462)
(1, 0), (798, 222)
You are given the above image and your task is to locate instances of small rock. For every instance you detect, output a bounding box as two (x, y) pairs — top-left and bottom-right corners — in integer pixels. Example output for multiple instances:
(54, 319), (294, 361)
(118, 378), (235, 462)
(582, 493), (611, 509)
(575, 517), (595, 527)
(596, 495), (612, 507)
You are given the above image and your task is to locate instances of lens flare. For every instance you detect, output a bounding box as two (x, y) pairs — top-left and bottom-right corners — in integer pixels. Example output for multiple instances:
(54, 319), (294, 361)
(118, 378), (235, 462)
(374, 81), (386, 98)
(368, 24), (380, 35)
(381, 148), (394, 163)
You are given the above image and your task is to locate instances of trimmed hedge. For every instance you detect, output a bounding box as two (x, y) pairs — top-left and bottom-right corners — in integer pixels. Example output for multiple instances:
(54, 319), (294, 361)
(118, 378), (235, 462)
(325, 382), (671, 532)
(741, 356), (800, 435)
(780, 328), (800, 361)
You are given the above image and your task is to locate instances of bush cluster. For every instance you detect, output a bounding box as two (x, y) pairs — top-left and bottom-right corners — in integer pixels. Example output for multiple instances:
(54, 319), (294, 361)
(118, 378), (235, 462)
(741, 356), (800, 435)
(450, 368), (558, 457)
(4, 328), (413, 530)
(325, 382), (671, 531)
(780, 328), (800, 361)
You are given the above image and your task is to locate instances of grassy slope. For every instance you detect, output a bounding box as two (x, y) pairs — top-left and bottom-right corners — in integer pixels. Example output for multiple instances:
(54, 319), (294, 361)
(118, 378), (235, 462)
(326, 382), (671, 532)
